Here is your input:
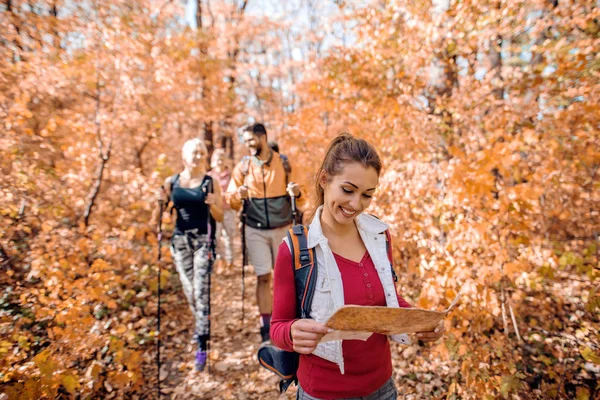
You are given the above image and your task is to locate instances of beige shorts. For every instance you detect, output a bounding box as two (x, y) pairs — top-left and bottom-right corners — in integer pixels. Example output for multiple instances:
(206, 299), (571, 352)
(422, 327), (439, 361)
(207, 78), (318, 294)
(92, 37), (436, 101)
(245, 224), (291, 276)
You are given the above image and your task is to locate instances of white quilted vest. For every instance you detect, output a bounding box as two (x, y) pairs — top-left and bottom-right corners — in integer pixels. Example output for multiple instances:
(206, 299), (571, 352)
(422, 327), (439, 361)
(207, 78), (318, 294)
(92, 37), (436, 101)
(284, 207), (410, 374)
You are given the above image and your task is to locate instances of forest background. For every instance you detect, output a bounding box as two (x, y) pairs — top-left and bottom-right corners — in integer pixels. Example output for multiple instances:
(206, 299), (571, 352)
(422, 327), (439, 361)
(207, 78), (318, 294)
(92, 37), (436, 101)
(0, 0), (599, 399)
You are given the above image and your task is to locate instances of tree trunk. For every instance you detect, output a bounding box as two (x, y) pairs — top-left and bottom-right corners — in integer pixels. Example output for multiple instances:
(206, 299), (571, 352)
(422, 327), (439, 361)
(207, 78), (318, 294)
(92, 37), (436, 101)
(6, 0), (24, 62)
(83, 71), (112, 226)
(50, 1), (61, 50)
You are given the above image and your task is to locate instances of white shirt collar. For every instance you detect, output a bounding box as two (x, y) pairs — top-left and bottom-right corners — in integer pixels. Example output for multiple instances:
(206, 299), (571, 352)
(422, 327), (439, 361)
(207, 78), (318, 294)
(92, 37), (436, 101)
(307, 206), (389, 248)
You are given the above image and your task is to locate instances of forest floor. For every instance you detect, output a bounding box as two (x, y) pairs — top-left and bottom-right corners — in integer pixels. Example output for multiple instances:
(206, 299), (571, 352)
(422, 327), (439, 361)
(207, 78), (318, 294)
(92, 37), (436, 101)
(142, 263), (295, 399)
(137, 239), (460, 400)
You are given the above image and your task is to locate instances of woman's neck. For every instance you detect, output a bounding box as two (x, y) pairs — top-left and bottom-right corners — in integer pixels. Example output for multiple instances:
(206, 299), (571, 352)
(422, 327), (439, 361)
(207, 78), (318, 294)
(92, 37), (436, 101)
(319, 207), (356, 239)
(183, 166), (206, 179)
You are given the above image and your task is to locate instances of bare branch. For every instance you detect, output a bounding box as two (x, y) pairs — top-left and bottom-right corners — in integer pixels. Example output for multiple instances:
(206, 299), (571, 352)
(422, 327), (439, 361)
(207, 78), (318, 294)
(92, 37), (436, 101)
(205, 0), (215, 28)
(238, 0), (248, 14)
(501, 288), (509, 337)
(135, 133), (155, 174)
(508, 302), (522, 343)
(83, 139), (111, 227)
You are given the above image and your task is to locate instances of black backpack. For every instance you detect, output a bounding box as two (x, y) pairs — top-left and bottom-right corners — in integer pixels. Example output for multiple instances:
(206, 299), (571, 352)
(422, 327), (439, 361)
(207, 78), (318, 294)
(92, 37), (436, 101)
(169, 173), (216, 253)
(257, 225), (317, 393)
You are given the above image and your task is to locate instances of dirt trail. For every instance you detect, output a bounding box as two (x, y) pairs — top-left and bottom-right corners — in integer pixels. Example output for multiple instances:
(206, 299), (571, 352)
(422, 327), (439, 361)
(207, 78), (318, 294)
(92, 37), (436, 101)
(142, 258), (296, 399)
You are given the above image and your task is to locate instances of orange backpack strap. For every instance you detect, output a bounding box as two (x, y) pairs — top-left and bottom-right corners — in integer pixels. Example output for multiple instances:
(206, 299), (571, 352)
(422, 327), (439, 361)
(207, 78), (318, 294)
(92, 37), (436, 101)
(286, 225), (318, 318)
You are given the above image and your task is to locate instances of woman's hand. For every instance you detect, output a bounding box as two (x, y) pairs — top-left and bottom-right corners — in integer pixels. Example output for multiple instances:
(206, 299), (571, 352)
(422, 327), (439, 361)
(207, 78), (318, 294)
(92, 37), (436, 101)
(237, 185), (249, 200)
(290, 319), (331, 354)
(416, 320), (446, 343)
(286, 182), (300, 198)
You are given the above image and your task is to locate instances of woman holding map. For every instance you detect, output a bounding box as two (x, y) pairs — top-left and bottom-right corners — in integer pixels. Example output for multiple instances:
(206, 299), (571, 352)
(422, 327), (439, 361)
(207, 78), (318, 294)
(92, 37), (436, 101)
(270, 133), (445, 399)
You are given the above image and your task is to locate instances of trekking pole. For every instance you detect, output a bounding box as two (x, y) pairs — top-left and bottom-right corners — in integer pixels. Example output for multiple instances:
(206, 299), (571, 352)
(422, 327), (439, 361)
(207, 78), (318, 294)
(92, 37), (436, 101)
(240, 198), (248, 323)
(156, 198), (165, 399)
(205, 178), (214, 374)
(290, 192), (298, 226)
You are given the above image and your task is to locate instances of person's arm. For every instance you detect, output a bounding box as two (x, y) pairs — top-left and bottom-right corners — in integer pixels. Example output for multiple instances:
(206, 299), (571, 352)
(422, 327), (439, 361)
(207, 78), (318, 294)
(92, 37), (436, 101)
(160, 176), (172, 202)
(206, 179), (224, 222)
(287, 159), (307, 209)
(270, 242), (298, 351)
(271, 242), (330, 353)
(225, 163), (244, 211)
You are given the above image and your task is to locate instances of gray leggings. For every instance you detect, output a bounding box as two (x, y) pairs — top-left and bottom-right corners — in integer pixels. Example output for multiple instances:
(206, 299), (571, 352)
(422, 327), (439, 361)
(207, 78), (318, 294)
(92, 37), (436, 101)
(297, 377), (398, 400)
(170, 230), (213, 337)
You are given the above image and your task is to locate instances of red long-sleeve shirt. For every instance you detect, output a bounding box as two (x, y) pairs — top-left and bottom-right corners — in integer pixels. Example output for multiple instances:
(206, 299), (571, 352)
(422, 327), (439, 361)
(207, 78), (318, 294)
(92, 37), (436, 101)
(270, 242), (411, 399)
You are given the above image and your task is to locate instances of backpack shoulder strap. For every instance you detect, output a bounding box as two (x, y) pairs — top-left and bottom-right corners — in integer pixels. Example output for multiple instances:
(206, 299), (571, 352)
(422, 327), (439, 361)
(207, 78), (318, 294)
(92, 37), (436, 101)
(383, 229), (398, 282)
(202, 175), (217, 250)
(169, 173), (180, 197)
(286, 225), (317, 319)
(279, 154), (291, 186)
(201, 174), (213, 192)
(168, 173), (180, 213)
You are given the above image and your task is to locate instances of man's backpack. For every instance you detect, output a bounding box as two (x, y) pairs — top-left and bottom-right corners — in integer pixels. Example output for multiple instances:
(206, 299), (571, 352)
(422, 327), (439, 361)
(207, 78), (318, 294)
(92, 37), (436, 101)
(257, 225), (396, 393)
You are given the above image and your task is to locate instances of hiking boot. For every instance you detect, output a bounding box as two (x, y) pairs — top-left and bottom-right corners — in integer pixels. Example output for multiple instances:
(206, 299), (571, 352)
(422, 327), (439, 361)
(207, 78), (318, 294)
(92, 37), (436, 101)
(260, 326), (270, 344)
(195, 350), (207, 372)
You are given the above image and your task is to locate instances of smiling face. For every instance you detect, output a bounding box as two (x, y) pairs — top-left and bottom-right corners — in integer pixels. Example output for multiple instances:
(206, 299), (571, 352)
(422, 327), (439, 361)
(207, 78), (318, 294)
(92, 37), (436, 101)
(320, 162), (379, 226)
(182, 141), (207, 170)
(242, 131), (266, 157)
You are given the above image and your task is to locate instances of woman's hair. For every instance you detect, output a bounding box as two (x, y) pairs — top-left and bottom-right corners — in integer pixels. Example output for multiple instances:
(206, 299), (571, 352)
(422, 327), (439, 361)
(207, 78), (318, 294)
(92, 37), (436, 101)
(181, 138), (207, 160)
(311, 133), (382, 217)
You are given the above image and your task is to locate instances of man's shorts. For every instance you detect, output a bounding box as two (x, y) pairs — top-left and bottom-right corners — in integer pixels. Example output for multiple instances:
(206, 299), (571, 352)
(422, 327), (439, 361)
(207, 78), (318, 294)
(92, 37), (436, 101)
(245, 224), (291, 276)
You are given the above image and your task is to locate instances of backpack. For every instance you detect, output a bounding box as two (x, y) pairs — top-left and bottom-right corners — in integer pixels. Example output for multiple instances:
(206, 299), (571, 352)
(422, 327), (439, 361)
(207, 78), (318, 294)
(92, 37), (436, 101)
(169, 173), (217, 254)
(257, 225), (396, 393)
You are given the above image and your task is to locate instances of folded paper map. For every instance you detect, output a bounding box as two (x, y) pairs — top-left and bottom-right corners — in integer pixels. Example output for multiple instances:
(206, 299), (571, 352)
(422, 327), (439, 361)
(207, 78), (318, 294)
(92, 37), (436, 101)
(320, 292), (461, 343)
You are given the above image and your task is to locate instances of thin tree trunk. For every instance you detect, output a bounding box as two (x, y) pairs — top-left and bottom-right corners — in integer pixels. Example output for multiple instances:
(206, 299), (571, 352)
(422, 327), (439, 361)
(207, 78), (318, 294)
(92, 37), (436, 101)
(6, 0), (24, 62)
(220, 0), (248, 160)
(50, 1), (61, 50)
(83, 70), (112, 227)
(196, 0), (215, 158)
(135, 134), (154, 174)
(84, 149), (110, 226)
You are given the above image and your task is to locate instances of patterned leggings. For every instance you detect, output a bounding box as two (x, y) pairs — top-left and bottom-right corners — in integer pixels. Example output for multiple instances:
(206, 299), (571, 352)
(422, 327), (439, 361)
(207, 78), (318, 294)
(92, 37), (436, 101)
(170, 230), (213, 337)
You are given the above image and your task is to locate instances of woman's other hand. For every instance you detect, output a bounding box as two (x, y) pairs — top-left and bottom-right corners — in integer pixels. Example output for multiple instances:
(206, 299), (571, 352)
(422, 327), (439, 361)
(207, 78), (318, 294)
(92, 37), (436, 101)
(290, 319), (331, 354)
(416, 320), (445, 343)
